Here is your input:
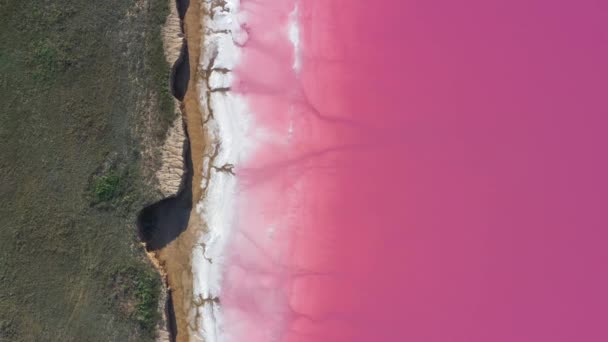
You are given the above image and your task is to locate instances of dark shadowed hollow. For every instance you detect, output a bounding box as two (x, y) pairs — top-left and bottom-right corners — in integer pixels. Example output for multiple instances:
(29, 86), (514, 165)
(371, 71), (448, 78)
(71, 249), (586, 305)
(165, 289), (178, 342)
(136, 139), (192, 251)
(170, 42), (189, 102)
(176, 0), (189, 20)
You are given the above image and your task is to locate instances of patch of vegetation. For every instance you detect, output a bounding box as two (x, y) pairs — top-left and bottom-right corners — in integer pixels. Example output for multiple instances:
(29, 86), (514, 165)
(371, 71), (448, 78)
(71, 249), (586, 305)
(109, 265), (162, 338)
(93, 171), (121, 202)
(28, 38), (79, 81)
(30, 40), (61, 79)
(87, 159), (142, 216)
(134, 269), (162, 332)
(0, 0), (173, 341)
(88, 163), (139, 212)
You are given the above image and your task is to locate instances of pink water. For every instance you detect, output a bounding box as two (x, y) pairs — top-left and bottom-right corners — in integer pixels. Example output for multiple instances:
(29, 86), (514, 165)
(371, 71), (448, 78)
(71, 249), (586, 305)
(222, 0), (608, 341)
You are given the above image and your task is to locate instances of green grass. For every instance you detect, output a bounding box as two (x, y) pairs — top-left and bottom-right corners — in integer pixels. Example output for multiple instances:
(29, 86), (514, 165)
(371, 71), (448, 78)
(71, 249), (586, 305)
(0, 0), (174, 341)
(88, 165), (140, 212)
(93, 172), (122, 202)
(134, 269), (162, 332)
(107, 265), (162, 339)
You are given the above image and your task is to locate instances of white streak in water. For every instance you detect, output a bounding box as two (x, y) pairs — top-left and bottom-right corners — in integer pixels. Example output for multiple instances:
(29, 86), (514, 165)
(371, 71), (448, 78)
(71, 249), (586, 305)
(288, 4), (302, 73)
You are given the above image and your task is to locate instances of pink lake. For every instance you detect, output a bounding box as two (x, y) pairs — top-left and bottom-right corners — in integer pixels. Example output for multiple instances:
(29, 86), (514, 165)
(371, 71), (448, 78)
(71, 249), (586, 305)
(217, 0), (608, 341)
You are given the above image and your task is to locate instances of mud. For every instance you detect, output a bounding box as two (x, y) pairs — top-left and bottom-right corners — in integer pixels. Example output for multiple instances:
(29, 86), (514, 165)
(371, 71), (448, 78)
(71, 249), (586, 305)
(140, 0), (208, 341)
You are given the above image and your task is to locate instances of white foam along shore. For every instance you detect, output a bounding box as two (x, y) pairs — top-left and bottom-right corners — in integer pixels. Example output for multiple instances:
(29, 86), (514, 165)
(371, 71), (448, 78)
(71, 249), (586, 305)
(190, 1), (249, 341)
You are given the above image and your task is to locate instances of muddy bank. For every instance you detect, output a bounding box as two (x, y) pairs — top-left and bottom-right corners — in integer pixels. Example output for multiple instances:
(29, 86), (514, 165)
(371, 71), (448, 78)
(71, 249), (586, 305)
(137, 0), (196, 340)
(138, 0), (207, 341)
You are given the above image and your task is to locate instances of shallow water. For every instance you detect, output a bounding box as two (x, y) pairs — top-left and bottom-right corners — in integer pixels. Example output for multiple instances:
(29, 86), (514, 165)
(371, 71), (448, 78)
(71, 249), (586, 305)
(197, 1), (608, 341)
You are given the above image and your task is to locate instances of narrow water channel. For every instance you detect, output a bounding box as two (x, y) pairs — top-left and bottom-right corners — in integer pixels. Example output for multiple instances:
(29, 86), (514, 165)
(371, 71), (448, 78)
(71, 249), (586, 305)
(170, 42), (189, 102)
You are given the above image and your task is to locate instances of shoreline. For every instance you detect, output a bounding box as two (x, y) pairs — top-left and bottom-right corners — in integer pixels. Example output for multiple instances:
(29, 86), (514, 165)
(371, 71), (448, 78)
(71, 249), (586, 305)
(191, 1), (250, 341)
(159, 0), (208, 338)
(147, 3), (303, 335)
(143, 0), (207, 341)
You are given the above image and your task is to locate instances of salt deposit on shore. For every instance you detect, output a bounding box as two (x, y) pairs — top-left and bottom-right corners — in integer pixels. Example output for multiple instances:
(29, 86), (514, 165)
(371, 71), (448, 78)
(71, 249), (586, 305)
(190, 0), (306, 340)
(191, 1), (250, 341)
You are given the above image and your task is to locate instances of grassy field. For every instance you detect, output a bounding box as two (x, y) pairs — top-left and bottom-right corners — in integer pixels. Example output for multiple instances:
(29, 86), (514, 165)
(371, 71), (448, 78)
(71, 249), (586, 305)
(0, 0), (174, 340)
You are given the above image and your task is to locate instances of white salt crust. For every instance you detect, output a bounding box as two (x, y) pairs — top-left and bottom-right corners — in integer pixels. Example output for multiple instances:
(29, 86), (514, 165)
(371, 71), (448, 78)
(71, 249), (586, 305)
(191, 1), (304, 341)
(191, 1), (248, 341)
